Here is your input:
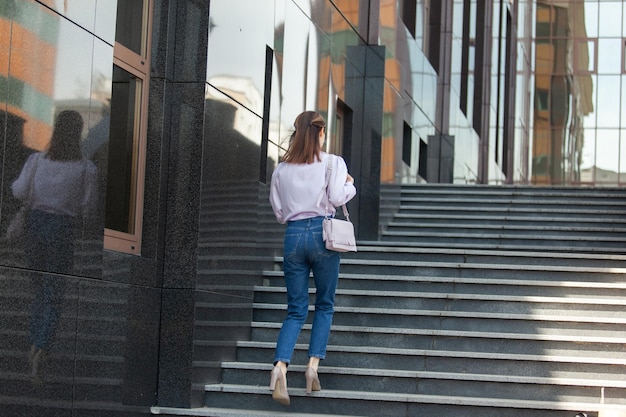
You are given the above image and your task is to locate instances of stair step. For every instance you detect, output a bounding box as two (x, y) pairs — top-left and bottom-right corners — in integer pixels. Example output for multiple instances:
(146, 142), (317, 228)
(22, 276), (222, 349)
(152, 406), (366, 417)
(253, 287), (626, 319)
(386, 222), (626, 235)
(217, 362), (626, 399)
(229, 340), (626, 371)
(231, 360), (626, 385)
(201, 383), (626, 416)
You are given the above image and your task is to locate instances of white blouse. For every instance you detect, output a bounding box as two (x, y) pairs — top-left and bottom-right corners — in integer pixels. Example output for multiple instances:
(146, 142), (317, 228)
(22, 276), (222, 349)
(12, 152), (98, 218)
(269, 152), (356, 224)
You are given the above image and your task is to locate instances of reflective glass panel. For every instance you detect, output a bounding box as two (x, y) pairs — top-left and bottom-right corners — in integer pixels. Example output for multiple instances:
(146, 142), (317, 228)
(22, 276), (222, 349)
(105, 65), (141, 234)
(41, 0), (97, 34)
(115, 0), (145, 55)
(597, 38), (622, 74)
(584, 1), (599, 38)
(598, 1), (622, 38)
(595, 129), (620, 180)
(2, 2), (105, 277)
(95, 0), (118, 45)
(595, 75), (621, 128)
(204, 86), (263, 182)
(206, 0), (274, 116)
(332, 0), (366, 39)
(619, 129), (626, 183)
(279, 1), (315, 141)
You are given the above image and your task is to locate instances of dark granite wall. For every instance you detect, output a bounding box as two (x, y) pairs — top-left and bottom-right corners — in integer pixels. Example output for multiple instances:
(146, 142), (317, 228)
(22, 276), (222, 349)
(0, 1), (388, 415)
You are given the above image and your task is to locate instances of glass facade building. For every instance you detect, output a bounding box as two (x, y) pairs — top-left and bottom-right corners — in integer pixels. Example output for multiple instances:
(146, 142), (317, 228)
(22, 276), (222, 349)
(0, 0), (623, 415)
(530, 0), (626, 185)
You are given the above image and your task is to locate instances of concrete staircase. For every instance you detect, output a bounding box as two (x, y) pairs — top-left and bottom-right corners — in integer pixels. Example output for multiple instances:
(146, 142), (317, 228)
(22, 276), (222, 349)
(154, 184), (626, 417)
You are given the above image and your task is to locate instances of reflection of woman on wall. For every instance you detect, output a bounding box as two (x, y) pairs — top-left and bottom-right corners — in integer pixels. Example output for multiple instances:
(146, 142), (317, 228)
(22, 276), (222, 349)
(12, 110), (98, 380)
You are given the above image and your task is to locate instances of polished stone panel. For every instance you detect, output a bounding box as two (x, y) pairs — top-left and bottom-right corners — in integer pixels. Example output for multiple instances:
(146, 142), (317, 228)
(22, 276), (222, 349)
(161, 82), (205, 290)
(157, 288), (197, 408)
(0, 266), (79, 416)
(203, 87), (264, 183)
(142, 77), (169, 263)
(1, 3), (107, 278)
(73, 280), (160, 407)
(173, 0), (209, 83)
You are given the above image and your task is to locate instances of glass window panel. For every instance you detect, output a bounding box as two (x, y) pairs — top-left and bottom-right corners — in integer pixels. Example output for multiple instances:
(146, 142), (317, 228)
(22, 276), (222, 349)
(598, 1), (622, 38)
(621, 75), (626, 128)
(597, 38), (621, 74)
(45, 0), (97, 34)
(623, 2), (626, 37)
(619, 129), (626, 182)
(206, 0), (274, 116)
(573, 39), (595, 73)
(54, 21), (94, 104)
(595, 75), (621, 128)
(331, 0), (366, 39)
(535, 22), (550, 39)
(470, 1), (479, 39)
(584, 1), (599, 38)
(203, 87), (263, 183)
(415, 0), (426, 49)
(580, 74), (597, 129)
(115, 0), (145, 55)
(595, 129), (619, 181)
(580, 128), (596, 174)
(95, 0), (118, 45)
(452, 0), (463, 36)
(105, 65), (141, 234)
(279, 1), (315, 136)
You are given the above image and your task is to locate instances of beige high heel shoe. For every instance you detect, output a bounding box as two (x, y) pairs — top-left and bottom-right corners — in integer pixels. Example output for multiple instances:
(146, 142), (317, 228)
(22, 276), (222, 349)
(304, 367), (321, 394)
(269, 365), (290, 405)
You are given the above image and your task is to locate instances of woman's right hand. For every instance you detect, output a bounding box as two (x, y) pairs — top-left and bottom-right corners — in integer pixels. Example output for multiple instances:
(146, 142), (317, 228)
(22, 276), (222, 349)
(346, 174), (354, 184)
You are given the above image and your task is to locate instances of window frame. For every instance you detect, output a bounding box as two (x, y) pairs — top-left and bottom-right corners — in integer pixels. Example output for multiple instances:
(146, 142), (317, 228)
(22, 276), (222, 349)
(103, 0), (153, 255)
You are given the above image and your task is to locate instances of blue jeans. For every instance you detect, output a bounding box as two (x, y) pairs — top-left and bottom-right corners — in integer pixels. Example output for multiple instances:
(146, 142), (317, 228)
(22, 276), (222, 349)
(274, 216), (341, 364)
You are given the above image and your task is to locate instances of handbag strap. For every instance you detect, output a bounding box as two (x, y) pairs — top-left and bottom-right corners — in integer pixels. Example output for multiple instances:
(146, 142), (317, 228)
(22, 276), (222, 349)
(318, 155), (350, 221)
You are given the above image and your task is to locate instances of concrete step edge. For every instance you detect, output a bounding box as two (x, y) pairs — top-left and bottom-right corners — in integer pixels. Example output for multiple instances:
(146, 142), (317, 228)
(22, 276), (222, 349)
(393, 213), (626, 222)
(254, 286), (626, 307)
(389, 204), (626, 213)
(335, 273), (626, 289)
(353, 242), (626, 260)
(250, 321), (626, 345)
(395, 197), (626, 205)
(386, 222), (626, 232)
(381, 230), (626, 242)
(264, 269), (626, 288)
(151, 405), (367, 417)
(234, 340), (626, 365)
(252, 302), (626, 325)
(370, 241), (626, 253)
(201, 384), (626, 412)
(219, 362), (626, 388)
(335, 258), (626, 274)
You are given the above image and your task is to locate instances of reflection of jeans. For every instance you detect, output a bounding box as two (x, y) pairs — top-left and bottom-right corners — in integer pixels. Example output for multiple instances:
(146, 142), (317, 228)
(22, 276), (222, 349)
(274, 216), (341, 364)
(26, 209), (76, 274)
(30, 276), (66, 351)
(26, 209), (76, 350)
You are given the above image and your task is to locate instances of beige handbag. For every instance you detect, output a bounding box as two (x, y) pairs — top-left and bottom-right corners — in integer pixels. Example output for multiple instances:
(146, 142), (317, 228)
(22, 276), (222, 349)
(322, 204), (356, 252)
(320, 156), (357, 252)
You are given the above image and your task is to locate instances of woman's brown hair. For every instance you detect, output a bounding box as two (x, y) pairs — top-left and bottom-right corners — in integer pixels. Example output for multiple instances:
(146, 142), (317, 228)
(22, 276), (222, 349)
(282, 111), (326, 164)
(46, 110), (84, 161)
